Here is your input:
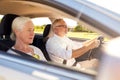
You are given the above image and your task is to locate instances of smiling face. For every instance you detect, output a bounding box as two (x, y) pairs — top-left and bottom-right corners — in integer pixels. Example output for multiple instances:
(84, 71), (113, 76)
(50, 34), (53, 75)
(15, 21), (35, 44)
(52, 19), (68, 37)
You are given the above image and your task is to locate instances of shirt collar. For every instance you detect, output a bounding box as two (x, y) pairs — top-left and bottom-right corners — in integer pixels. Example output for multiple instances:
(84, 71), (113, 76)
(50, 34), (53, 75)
(54, 34), (66, 39)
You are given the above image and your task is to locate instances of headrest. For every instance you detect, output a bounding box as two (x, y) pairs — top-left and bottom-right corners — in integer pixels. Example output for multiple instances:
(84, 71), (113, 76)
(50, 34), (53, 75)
(43, 24), (51, 38)
(0, 14), (19, 35)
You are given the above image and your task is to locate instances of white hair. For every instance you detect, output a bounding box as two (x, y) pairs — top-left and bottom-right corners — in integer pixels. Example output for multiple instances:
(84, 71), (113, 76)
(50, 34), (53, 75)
(10, 17), (31, 41)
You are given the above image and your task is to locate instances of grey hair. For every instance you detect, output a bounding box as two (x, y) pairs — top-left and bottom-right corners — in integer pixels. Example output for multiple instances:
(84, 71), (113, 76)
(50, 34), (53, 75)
(10, 17), (31, 41)
(52, 18), (65, 29)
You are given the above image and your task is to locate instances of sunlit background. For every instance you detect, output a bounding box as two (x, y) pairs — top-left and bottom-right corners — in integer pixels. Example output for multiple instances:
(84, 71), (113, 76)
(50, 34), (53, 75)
(31, 17), (77, 28)
(87, 0), (120, 14)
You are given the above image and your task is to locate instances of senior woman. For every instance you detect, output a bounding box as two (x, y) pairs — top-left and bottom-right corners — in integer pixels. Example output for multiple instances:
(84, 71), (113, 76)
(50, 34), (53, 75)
(7, 17), (46, 61)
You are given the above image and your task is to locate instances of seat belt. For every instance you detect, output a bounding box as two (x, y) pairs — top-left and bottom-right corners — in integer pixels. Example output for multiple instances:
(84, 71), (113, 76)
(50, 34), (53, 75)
(0, 42), (40, 61)
(63, 59), (78, 66)
(10, 48), (38, 60)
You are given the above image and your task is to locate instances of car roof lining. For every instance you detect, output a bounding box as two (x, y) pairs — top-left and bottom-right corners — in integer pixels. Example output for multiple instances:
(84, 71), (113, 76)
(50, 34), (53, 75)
(0, 0), (73, 18)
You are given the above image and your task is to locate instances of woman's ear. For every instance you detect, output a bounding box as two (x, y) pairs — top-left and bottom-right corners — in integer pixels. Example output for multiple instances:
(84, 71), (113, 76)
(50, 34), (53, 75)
(14, 28), (19, 35)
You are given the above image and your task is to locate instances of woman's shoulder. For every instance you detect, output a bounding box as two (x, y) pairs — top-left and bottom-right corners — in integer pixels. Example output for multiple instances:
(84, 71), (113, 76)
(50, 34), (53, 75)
(30, 45), (47, 61)
(30, 45), (40, 51)
(7, 47), (18, 55)
(30, 45), (43, 55)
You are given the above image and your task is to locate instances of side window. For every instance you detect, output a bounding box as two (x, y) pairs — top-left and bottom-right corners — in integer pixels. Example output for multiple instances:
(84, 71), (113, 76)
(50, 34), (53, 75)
(60, 18), (106, 42)
(32, 17), (109, 42)
(67, 23), (109, 42)
(0, 15), (4, 23)
(32, 17), (51, 34)
(67, 23), (100, 40)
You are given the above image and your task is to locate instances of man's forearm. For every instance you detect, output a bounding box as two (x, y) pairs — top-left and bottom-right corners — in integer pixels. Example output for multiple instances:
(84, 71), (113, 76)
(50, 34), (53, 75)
(72, 45), (91, 58)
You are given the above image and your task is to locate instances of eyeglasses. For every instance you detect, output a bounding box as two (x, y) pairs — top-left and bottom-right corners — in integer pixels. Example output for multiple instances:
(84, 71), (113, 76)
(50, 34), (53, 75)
(56, 25), (67, 28)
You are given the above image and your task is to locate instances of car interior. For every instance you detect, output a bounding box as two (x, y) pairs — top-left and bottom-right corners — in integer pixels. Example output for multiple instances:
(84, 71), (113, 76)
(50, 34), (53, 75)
(0, 14), (19, 51)
(32, 24), (52, 61)
(0, 0), (108, 69)
(0, 0), (120, 80)
(0, 13), (102, 63)
(0, 13), (52, 61)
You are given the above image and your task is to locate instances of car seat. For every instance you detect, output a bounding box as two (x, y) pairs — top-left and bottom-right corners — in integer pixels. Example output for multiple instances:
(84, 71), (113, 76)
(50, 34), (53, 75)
(0, 14), (19, 51)
(32, 24), (51, 61)
(42, 24), (51, 61)
(43, 24), (51, 43)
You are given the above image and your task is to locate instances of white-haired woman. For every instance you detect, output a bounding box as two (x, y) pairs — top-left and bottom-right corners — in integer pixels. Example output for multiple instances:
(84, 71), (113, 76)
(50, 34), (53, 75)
(7, 17), (46, 61)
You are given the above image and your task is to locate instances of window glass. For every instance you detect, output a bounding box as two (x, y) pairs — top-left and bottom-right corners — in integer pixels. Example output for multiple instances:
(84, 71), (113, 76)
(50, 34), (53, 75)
(67, 23), (99, 40)
(32, 17), (51, 34)
(32, 17), (109, 41)
(0, 15), (3, 23)
(86, 0), (120, 14)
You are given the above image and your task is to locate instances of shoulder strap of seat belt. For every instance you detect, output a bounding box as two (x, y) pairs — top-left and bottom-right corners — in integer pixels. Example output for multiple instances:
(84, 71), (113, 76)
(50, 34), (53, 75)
(0, 42), (39, 61)
(10, 48), (37, 60)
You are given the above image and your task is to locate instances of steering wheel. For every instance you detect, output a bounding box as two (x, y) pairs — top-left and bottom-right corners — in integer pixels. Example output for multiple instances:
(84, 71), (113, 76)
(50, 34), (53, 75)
(88, 36), (104, 60)
(76, 36), (104, 61)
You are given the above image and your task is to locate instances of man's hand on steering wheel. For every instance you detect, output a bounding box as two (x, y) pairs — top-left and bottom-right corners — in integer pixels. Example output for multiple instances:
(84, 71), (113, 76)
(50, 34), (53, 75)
(88, 36), (104, 60)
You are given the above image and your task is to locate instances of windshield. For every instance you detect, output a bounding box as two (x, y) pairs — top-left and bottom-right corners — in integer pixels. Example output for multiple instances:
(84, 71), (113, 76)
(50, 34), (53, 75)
(86, 0), (120, 15)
